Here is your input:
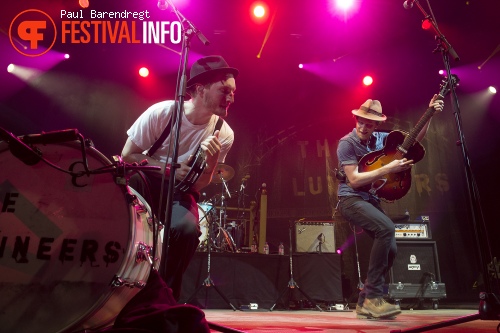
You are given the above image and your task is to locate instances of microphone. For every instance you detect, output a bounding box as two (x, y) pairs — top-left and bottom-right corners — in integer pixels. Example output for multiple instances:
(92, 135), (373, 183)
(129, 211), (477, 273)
(0, 127), (41, 166)
(403, 0), (415, 9)
(22, 129), (79, 144)
(157, 0), (168, 10)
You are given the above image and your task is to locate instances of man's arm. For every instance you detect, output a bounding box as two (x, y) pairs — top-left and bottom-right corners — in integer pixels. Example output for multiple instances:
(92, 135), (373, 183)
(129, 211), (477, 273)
(121, 138), (165, 174)
(416, 94), (444, 142)
(343, 158), (414, 189)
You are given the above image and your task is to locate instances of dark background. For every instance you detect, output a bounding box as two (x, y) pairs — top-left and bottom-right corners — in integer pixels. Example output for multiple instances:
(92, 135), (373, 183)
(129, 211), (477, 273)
(1, 0), (499, 303)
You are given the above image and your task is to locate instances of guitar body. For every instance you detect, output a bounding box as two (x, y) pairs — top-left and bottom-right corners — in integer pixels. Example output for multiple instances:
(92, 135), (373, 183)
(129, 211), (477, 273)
(358, 130), (425, 201)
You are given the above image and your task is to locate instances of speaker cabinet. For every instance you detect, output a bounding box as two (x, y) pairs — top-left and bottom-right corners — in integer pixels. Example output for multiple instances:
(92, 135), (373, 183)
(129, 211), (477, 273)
(390, 241), (441, 283)
(295, 222), (335, 253)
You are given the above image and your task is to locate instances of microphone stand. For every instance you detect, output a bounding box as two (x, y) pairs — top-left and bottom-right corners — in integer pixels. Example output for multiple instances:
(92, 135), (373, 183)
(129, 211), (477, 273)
(392, 2), (500, 332)
(154, 3), (243, 333)
(269, 221), (323, 312)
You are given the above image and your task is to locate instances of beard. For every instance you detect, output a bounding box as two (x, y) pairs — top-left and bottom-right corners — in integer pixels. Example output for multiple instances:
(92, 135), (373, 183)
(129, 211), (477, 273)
(203, 92), (228, 117)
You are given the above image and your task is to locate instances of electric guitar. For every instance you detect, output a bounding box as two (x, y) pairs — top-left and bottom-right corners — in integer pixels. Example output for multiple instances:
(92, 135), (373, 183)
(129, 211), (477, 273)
(357, 78), (453, 201)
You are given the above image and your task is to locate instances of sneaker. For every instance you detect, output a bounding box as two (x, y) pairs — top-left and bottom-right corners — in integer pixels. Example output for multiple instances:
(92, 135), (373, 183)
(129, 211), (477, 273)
(362, 297), (401, 318)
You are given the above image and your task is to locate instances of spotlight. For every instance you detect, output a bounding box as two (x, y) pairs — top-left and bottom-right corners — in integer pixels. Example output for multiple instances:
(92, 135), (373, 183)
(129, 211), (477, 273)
(438, 70), (445, 75)
(336, 248), (342, 255)
(250, 2), (269, 23)
(363, 75), (373, 86)
(336, 0), (355, 10)
(79, 0), (89, 8)
(7, 64), (15, 73)
(488, 86), (497, 94)
(64, 54), (70, 59)
(298, 64), (303, 69)
(253, 5), (265, 18)
(421, 18), (432, 30)
(139, 67), (149, 78)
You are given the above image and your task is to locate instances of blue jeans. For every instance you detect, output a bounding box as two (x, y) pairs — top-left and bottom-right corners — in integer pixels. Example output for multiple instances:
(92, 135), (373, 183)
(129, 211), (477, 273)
(338, 195), (397, 305)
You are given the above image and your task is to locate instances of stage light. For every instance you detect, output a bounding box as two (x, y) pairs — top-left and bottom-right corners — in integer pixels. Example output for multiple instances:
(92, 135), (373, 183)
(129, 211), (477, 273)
(250, 2), (269, 23)
(64, 54), (70, 59)
(139, 67), (149, 78)
(363, 75), (373, 86)
(253, 5), (265, 18)
(439, 70), (445, 75)
(336, 248), (342, 255)
(298, 64), (304, 69)
(488, 86), (497, 94)
(422, 18), (432, 30)
(336, 0), (355, 10)
(7, 64), (15, 73)
(79, 0), (89, 8)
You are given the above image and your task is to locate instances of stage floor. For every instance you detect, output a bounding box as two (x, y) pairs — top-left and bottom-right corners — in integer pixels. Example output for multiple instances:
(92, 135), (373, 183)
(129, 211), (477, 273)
(203, 307), (499, 333)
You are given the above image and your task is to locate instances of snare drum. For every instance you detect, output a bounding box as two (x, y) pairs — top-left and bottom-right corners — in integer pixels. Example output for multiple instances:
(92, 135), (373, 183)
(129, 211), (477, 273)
(197, 202), (213, 243)
(0, 140), (162, 333)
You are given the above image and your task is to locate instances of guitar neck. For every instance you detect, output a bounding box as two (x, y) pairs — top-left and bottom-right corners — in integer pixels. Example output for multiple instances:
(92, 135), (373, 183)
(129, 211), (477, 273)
(401, 94), (443, 152)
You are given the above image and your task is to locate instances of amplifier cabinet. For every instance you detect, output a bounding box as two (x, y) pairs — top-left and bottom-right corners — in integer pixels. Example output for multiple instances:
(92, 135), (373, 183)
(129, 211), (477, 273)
(387, 282), (447, 304)
(390, 241), (441, 284)
(295, 221), (335, 253)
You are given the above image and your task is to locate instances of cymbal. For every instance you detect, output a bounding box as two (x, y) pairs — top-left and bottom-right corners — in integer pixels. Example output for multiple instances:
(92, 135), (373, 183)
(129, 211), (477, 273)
(211, 164), (235, 183)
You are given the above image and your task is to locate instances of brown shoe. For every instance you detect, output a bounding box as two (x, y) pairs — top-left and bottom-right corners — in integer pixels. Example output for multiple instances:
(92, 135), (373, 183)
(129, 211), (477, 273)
(362, 297), (401, 318)
(355, 304), (372, 319)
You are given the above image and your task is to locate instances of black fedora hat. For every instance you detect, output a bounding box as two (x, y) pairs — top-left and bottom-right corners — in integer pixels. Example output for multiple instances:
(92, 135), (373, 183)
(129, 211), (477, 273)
(187, 55), (239, 88)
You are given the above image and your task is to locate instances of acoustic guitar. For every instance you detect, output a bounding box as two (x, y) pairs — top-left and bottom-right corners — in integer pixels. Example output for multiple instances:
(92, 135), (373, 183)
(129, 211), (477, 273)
(357, 78), (453, 201)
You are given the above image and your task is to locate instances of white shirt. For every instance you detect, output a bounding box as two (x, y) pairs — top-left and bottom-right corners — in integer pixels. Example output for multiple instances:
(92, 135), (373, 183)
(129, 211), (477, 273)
(127, 100), (234, 164)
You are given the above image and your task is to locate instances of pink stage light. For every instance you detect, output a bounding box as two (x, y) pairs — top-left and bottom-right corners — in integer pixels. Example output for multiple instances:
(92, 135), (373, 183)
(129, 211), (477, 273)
(139, 67), (149, 78)
(250, 2), (269, 23)
(335, 0), (355, 11)
(298, 64), (304, 69)
(363, 75), (373, 86)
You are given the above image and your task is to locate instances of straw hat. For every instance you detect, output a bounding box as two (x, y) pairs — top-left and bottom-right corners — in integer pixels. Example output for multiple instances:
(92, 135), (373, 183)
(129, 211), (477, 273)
(351, 99), (387, 121)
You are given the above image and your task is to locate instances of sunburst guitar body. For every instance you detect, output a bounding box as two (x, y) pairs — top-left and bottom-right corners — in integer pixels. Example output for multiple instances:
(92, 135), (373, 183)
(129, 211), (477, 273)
(357, 131), (425, 201)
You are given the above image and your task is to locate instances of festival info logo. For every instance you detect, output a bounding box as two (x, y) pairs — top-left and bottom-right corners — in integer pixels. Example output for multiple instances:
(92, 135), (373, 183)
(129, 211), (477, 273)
(9, 9), (57, 57)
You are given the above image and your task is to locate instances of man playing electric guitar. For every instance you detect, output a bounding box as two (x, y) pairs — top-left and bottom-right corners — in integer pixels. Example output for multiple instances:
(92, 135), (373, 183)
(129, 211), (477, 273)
(336, 95), (444, 319)
(121, 56), (238, 301)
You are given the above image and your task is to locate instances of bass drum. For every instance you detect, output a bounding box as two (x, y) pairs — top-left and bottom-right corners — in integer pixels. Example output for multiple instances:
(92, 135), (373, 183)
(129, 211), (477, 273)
(0, 140), (162, 333)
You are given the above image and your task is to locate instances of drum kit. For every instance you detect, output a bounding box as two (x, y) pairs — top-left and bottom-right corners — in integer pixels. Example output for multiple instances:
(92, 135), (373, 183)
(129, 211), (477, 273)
(197, 163), (240, 253)
(0, 129), (164, 333)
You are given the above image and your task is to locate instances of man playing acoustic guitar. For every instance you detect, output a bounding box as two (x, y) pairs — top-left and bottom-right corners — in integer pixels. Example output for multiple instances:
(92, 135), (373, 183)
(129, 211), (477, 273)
(337, 95), (444, 318)
(121, 55), (238, 301)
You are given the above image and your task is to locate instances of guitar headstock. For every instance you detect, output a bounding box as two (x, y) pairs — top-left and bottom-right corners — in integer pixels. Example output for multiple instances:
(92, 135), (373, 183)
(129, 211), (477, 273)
(438, 74), (459, 99)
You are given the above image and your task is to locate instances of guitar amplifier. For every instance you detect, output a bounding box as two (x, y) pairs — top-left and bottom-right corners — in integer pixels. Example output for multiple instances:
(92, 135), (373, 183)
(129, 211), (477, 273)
(394, 216), (431, 239)
(295, 221), (335, 253)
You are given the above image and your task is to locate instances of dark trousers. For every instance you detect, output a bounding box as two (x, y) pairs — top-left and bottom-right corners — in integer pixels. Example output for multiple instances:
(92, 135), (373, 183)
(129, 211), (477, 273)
(338, 195), (397, 304)
(129, 172), (201, 301)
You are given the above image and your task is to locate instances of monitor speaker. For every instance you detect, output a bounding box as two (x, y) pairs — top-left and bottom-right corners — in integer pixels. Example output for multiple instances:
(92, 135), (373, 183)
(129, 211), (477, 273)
(295, 222), (335, 253)
(390, 241), (441, 283)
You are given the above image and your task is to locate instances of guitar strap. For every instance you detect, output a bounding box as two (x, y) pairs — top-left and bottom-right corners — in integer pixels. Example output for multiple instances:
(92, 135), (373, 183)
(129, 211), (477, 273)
(146, 116), (224, 157)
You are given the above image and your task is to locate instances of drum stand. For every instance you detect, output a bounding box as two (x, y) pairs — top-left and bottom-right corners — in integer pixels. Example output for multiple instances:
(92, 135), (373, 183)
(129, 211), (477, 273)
(269, 222), (323, 311)
(185, 211), (237, 311)
(216, 171), (237, 252)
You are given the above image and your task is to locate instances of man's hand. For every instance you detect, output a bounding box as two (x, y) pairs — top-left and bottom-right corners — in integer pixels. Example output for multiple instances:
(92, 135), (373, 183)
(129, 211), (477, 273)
(429, 94), (444, 113)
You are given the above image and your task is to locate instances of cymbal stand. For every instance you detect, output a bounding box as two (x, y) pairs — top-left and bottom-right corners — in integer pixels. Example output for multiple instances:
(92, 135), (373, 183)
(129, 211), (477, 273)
(185, 202), (237, 311)
(269, 222), (323, 311)
(217, 171), (237, 252)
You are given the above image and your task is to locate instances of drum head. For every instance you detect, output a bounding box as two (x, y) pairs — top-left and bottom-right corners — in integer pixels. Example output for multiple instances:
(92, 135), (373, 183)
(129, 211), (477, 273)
(0, 142), (131, 332)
